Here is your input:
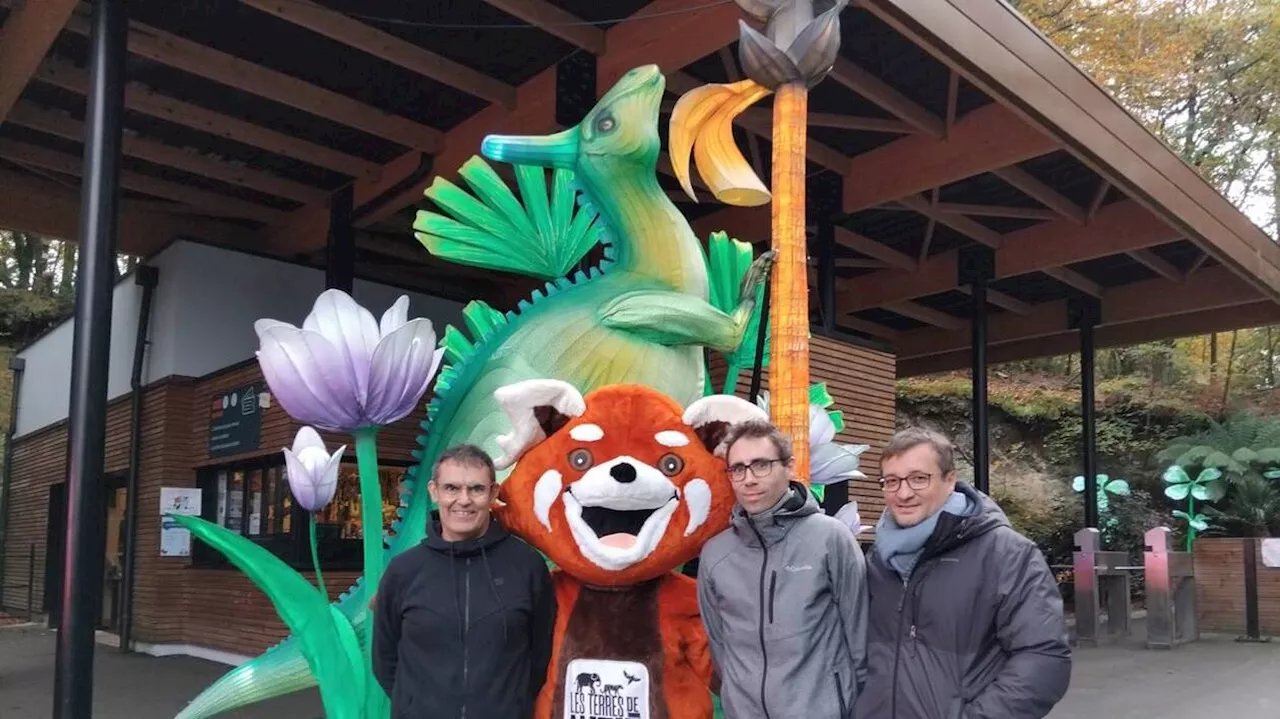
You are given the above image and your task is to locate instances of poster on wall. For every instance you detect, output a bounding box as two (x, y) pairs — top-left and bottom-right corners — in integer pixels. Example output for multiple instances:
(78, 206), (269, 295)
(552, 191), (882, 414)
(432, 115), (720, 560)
(160, 487), (203, 557)
(208, 382), (269, 458)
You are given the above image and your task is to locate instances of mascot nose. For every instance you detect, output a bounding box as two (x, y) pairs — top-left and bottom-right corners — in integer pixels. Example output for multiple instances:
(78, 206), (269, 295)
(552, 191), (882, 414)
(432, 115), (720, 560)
(610, 462), (638, 483)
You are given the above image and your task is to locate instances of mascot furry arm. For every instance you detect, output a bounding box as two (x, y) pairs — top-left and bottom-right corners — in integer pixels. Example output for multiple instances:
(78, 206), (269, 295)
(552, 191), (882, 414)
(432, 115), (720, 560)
(491, 380), (767, 719)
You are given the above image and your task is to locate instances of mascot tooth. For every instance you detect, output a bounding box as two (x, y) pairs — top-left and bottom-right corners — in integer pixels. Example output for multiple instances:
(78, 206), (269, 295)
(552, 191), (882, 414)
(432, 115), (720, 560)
(492, 379), (767, 719)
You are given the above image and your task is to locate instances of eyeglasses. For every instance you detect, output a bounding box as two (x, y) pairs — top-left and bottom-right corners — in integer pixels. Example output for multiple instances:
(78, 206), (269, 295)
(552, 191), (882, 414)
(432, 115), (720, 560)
(437, 483), (493, 499)
(727, 458), (785, 482)
(879, 473), (933, 493)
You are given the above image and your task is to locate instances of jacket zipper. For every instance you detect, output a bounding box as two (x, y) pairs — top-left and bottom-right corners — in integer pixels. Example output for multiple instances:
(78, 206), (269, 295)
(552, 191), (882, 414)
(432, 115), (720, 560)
(768, 570), (777, 624)
(747, 517), (773, 719)
(890, 575), (907, 718)
(463, 557), (471, 719)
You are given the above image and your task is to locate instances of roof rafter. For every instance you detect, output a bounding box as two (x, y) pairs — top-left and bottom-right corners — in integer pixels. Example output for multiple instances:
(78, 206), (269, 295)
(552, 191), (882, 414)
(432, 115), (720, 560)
(33, 56), (382, 178)
(240, 0), (518, 108)
(893, 264), (1263, 360)
(0, 0), (77, 123)
(59, 3), (443, 151)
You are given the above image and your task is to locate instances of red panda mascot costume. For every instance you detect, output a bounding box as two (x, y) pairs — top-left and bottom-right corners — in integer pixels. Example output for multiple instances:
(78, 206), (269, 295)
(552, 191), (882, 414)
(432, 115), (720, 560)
(490, 379), (768, 719)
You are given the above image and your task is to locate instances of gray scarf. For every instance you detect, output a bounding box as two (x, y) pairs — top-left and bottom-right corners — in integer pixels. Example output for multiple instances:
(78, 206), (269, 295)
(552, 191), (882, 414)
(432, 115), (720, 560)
(874, 491), (973, 580)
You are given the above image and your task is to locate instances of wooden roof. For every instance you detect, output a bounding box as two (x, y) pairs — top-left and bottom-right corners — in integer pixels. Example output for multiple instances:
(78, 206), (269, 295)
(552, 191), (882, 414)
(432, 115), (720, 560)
(1, 0), (1278, 377)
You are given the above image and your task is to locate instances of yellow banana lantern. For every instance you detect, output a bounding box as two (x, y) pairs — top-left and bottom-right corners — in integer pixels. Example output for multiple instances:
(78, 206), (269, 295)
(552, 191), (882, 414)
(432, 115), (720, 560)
(669, 79), (773, 207)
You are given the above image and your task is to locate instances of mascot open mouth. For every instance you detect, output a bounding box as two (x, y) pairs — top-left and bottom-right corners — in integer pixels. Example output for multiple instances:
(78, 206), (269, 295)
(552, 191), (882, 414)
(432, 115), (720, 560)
(563, 488), (680, 571)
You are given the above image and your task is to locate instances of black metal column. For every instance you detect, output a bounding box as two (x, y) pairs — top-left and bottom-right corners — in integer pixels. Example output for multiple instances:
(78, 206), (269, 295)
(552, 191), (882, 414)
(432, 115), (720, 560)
(959, 247), (994, 494)
(818, 220), (836, 333)
(1070, 296), (1101, 529)
(326, 183), (355, 293)
(54, 0), (127, 716)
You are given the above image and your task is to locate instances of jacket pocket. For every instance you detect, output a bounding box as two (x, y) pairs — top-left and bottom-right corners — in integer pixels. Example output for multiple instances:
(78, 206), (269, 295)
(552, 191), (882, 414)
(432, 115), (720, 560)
(768, 570), (777, 624)
(835, 671), (848, 718)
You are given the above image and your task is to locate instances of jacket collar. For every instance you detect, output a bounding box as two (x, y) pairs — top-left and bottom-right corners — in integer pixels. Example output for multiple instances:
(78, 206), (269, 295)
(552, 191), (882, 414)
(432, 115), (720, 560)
(423, 511), (510, 557)
(730, 481), (820, 548)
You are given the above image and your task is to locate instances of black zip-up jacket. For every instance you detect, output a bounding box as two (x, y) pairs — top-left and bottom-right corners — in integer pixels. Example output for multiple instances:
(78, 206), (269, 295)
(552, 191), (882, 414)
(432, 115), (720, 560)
(372, 513), (556, 719)
(855, 483), (1071, 719)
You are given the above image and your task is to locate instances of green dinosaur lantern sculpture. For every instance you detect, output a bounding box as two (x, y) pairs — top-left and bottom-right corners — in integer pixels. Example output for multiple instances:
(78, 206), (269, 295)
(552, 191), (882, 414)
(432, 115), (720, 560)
(174, 65), (776, 718)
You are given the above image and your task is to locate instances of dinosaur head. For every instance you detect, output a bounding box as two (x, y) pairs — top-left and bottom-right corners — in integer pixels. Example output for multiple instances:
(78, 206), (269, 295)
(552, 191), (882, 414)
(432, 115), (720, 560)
(481, 64), (664, 178)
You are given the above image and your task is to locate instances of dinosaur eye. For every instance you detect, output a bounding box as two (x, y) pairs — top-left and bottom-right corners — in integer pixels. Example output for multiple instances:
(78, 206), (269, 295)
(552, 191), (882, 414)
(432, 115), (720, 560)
(658, 453), (684, 477)
(569, 448), (593, 471)
(595, 114), (616, 133)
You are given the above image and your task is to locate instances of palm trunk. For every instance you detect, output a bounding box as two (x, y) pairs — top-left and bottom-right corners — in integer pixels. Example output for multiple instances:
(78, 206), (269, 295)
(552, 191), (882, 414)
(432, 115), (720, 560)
(770, 82), (810, 481)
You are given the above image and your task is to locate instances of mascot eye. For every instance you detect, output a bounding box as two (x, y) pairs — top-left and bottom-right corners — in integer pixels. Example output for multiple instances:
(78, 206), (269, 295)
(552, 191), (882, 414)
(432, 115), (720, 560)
(595, 114), (616, 133)
(658, 453), (684, 477)
(569, 448), (594, 471)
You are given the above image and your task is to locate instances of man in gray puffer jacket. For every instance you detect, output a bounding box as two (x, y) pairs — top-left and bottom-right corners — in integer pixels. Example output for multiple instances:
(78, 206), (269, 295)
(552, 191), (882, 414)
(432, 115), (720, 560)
(698, 420), (867, 719)
(855, 426), (1071, 719)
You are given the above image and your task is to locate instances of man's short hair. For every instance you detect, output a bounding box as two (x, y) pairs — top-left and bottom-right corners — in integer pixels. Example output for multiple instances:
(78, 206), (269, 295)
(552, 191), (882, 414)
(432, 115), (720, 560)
(432, 443), (497, 485)
(882, 426), (955, 475)
(722, 420), (794, 464)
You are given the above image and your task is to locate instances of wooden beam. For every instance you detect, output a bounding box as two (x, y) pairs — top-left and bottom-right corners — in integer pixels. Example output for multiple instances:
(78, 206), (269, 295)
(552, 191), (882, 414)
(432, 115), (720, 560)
(1127, 248), (1182, 282)
(991, 165), (1087, 224)
(241, 0), (517, 108)
(838, 199), (1179, 312)
(0, 165), (256, 254)
(957, 284), (1033, 315)
(843, 101), (1059, 212)
(894, 264), (1262, 360)
(842, 317), (901, 342)
(482, 0), (606, 55)
(62, 6), (443, 151)
(834, 227), (916, 270)
(885, 301), (965, 330)
(934, 202), (1057, 221)
(734, 107), (915, 134)
(828, 57), (945, 138)
(0, 0), (77, 122)
(34, 56), (381, 179)
(1041, 266), (1102, 297)
(895, 193), (1003, 248)
(899, 300), (1280, 377)
(7, 101), (328, 203)
(0, 137), (289, 224)
(596, 0), (743, 94)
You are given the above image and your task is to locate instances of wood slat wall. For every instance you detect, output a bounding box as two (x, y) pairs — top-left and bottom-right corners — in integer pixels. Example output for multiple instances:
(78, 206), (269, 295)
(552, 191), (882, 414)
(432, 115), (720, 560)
(1193, 537), (1280, 634)
(707, 334), (897, 528)
(3, 335), (897, 654)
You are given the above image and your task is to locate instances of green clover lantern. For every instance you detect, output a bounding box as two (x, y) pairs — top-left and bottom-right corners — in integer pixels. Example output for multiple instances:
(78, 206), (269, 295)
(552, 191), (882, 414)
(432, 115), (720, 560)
(1072, 474), (1129, 543)
(1163, 465), (1225, 551)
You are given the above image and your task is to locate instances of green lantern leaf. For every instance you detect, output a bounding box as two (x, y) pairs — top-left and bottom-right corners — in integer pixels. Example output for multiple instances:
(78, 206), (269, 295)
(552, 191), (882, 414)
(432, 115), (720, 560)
(1196, 478), (1227, 503)
(414, 156), (602, 280)
(1165, 483), (1191, 501)
(1265, 468), (1280, 479)
(1163, 465), (1191, 485)
(705, 231), (770, 388)
(1195, 466), (1223, 484)
(1105, 479), (1130, 496)
(167, 514), (366, 719)
(1072, 475), (1086, 493)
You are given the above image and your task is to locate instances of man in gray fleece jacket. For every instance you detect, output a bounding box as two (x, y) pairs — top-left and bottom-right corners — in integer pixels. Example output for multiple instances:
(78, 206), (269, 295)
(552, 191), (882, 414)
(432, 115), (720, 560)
(697, 420), (868, 719)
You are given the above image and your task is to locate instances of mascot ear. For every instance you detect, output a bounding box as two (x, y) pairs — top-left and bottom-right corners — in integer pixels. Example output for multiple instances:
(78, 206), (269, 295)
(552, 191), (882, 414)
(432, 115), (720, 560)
(493, 379), (587, 469)
(682, 395), (770, 455)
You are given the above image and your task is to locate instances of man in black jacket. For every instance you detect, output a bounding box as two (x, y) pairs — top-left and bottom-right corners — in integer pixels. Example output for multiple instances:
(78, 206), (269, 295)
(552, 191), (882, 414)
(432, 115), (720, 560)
(373, 444), (556, 718)
(853, 427), (1071, 719)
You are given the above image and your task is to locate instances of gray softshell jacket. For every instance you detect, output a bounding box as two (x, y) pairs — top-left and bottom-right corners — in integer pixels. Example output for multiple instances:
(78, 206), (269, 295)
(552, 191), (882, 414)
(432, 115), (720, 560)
(697, 482), (868, 719)
(855, 483), (1072, 719)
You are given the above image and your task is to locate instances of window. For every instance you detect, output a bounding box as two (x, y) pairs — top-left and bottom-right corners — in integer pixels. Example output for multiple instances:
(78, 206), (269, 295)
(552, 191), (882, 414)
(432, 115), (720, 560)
(193, 458), (411, 570)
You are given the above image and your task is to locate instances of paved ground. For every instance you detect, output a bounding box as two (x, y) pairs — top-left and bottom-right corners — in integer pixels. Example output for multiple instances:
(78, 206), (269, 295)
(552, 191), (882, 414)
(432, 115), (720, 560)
(2, 621), (1279, 718)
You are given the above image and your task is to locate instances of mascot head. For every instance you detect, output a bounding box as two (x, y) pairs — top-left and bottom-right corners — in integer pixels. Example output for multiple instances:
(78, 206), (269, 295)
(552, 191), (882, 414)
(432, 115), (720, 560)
(490, 380), (767, 586)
